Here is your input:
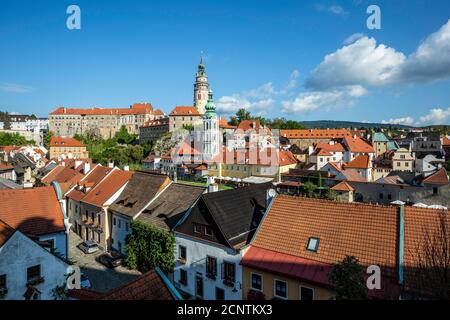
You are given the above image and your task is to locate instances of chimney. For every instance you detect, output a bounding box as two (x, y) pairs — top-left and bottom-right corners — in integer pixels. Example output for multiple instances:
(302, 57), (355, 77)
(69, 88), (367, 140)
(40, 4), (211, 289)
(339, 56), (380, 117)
(208, 183), (219, 193)
(83, 162), (90, 174)
(74, 160), (82, 168)
(308, 145), (314, 155)
(265, 189), (276, 210)
(23, 182), (33, 189)
(124, 165), (130, 171)
(108, 161), (114, 168)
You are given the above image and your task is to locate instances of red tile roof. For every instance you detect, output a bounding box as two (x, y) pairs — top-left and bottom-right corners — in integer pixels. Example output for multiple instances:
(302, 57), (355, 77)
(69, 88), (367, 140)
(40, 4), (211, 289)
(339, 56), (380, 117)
(341, 170), (367, 182)
(422, 168), (449, 185)
(331, 181), (355, 192)
(250, 195), (398, 277)
(142, 118), (169, 127)
(169, 106), (200, 116)
(237, 120), (262, 132)
(315, 142), (345, 153)
(441, 135), (450, 146)
(281, 129), (359, 139)
(0, 219), (15, 247)
(50, 104), (153, 116)
(50, 137), (85, 148)
(81, 169), (133, 207)
(153, 109), (164, 116)
(219, 117), (237, 129)
(67, 165), (113, 201)
(345, 155), (371, 169)
(101, 270), (175, 300)
(344, 137), (374, 153)
(0, 186), (65, 236)
(0, 162), (14, 170)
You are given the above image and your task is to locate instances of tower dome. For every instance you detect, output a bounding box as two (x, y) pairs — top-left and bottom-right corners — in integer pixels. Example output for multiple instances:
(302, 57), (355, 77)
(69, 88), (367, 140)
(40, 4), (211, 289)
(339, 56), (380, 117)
(203, 89), (217, 119)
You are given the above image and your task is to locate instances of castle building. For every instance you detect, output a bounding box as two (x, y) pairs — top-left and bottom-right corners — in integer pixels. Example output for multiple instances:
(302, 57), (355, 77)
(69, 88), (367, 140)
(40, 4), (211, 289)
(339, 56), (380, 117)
(193, 57), (209, 115)
(202, 89), (220, 160)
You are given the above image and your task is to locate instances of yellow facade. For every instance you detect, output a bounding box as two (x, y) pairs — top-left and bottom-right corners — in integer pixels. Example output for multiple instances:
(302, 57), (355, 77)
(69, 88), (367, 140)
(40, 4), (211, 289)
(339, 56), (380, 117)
(49, 146), (89, 160)
(242, 266), (334, 300)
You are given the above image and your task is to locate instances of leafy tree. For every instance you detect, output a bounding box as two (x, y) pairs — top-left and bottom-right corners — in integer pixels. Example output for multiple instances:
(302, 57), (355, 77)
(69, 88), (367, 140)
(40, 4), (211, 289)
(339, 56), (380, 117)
(228, 116), (239, 126)
(44, 131), (55, 149)
(115, 125), (136, 145)
(0, 132), (32, 146)
(125, 221), (175, 273)
(236, 108), (252, 122)
(329, 256), (368, 300)
(303, 181), (317, 198)
(182, 124), (195, 132)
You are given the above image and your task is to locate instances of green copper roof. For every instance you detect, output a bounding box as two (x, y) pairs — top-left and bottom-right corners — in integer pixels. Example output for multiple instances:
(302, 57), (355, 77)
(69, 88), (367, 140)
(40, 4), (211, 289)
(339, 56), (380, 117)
(373, 132), (390, 142)
(204, 89), (217, 119)
(387, 141), (399, 151)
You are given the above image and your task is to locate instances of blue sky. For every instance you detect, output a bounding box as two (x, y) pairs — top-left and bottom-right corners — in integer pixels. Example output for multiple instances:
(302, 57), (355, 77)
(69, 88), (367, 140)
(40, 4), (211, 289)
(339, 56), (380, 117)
(1, 0), (450, 125)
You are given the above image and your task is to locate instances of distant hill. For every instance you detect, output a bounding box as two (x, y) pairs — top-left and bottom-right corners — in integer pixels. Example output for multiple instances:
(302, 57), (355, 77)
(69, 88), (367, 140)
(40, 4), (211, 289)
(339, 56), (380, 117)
(298, 120), (413, 130)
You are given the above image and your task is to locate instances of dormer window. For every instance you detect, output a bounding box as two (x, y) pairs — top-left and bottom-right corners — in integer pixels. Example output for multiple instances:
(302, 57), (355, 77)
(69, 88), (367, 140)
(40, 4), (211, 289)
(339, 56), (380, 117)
(306, 237), (319, 252)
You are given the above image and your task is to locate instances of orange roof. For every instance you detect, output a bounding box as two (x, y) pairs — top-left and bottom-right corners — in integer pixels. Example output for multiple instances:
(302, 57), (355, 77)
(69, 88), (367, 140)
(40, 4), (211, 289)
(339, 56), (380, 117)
(154, 109), (164, 116)
(0, 219), (15, 247)
(345, 154), (371, 169)
(0, 162), (14, 170)
(142, 118), (169, 127)
(237, 120), (261, 132)
(0, 146), (21, 153)
(327, 162), (344, 172)
(331, 181), (355, 192)
(344, 136), (374, 153)
(50, 104), (153, 116)
(314, 149), (332, 156)
(219, 117), (237, 129)
(67, 165), (112, 201)
(278, 150), (299, 166)
(403, 207), (450, 294)
(315, 142), (345, 153)
(422, 168), (449, 185)
(281, 129), (356, 139)
(82, 169), (133, 207)
(33, 148), (46, 157)
(50, 137), (85, 148)
(251, 195), (398, 278)
(169, 106), (200, 116)
(0, 186), (65, 236)
(441, 135), (450, 146)
(341, 170), (367, 182)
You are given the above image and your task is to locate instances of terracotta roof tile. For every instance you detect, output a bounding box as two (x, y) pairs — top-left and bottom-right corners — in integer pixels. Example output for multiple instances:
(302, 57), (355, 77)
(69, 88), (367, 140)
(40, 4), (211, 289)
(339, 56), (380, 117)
(219, 117), (237, 129)
(422, 168), (449, 185)
(251, 195), (398, 277)
(345, 155), (371, 169)
(50, 104), (153, 116)
(50, 137), (85, 148)
(331, 181), (355, 192)
(169, 106), (200, 116)
(344, 137), (374, 153)
(281, 129), (361, 139)
(82, 169), (133, 207)
(0, 186), (65, 236)
(315, 143), (345, 153)
(0, 219), (15, 247)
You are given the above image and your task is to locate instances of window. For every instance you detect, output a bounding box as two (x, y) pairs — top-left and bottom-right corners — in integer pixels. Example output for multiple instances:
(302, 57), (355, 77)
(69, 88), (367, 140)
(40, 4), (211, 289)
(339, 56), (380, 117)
(306, 237), (319, 252)
(387, 194), (392, 200)
(433, 187), (438, 195)
(300, 286), (314, 300)
(216, 287), (225, 300)
(204, 226), (213, 237)
(178, 245), (187, 263)
(179, 269), (187, 285)
(113, 218), (116, 226)
(274, 280), (288, 299)
(118, 220), (121, 228)
(206, 256), (217, 278)
(379, 193), (384, 199)
(27, 265), (41, 282)
(0, 274), (6, 289)
(193, 223), (202, 234)
(250, 273), (263, 291)
(222, 262), (235, 284)
(125, 223), (129, 232)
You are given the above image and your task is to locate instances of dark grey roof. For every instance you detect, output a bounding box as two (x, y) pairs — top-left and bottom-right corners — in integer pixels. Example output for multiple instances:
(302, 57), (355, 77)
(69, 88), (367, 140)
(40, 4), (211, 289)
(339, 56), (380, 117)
(200, 182), (273, 247)
(0, 177), (22, 189)
(38, 162), (57, 178)
(109, 171), (170, 218)
(136, 183), (205, 231)
(11, 153), (36, 171)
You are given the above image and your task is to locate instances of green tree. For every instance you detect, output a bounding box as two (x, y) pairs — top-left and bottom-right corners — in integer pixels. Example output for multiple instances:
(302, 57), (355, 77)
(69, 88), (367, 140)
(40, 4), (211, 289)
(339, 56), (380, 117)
(44, 131), (55, 149)
(236, 108), (252, 122)
(329, 256), (368, 300)
(303, 181), (317, 198)
(115, 126), (136, 145)
(125, 221), (175, 273)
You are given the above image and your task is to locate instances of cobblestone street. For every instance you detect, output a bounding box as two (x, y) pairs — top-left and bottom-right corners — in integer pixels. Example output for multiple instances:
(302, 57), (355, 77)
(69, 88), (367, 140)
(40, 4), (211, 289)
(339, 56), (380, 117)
(69, 232), (141, 293)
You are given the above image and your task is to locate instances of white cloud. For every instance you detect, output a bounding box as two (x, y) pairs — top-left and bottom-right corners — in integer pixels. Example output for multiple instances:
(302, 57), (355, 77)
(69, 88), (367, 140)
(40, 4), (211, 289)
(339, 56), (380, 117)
(381, 117), (415, 126)
(281, 85), (367, 114)
(0, 83), (34, 93)
(418, 107), (450, 125)
(343, 33), (365, 45)
(315, 4), (347, 16)
(305, 36), (406, 90)
(244, 82), (277, 99)
(306, 19), (450, 91)
(396, 19), (450, 83)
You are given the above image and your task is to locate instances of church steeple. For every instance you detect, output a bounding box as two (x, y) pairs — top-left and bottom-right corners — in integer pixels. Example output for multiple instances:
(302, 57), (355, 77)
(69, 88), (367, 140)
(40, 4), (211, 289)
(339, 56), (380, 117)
(194, 55), (209, 115)
(202, 88), (219, 159)
(204, 89), (217, 119)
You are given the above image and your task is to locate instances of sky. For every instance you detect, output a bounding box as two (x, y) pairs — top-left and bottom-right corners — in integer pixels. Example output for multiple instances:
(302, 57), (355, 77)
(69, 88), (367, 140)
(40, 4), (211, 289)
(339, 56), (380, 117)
(1, 0), (450, 125)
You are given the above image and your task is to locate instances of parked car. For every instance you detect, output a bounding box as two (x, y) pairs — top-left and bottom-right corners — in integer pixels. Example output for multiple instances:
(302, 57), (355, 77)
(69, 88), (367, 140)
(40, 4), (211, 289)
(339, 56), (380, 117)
(96, 253), (123, 268)
(78, 240), (99, 254)
(80, 273), (91, 289)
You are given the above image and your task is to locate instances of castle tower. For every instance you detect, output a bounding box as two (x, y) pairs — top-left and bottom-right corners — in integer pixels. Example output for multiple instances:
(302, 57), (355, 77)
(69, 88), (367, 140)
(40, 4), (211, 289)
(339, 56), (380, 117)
(194, 56), (209, 115)
(202, 89), (220, 160)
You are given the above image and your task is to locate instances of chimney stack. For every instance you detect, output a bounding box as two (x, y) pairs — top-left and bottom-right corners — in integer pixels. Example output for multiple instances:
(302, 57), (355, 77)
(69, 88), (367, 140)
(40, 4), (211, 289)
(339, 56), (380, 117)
(124, 165), (130, 171)
(108, 161), (114, 168)
(83, 162), (90, 175)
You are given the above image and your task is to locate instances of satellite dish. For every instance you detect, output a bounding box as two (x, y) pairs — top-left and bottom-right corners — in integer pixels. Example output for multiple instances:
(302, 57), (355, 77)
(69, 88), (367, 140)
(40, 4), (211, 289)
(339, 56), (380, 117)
(267, 189), (276, 198)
